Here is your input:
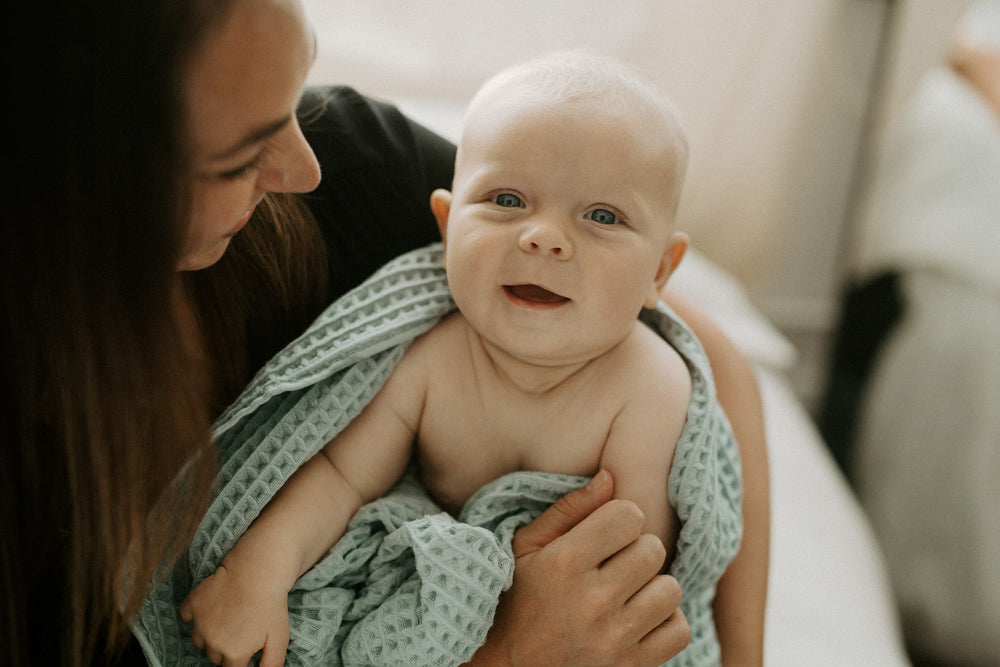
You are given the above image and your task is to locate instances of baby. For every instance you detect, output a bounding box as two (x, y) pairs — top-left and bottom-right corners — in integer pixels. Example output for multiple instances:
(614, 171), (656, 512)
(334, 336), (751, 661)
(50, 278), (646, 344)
(183, 50), (698, 663)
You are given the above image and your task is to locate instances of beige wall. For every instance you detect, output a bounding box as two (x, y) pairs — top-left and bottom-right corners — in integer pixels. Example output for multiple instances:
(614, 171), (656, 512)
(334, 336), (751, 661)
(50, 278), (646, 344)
(303, 1), (971, 334)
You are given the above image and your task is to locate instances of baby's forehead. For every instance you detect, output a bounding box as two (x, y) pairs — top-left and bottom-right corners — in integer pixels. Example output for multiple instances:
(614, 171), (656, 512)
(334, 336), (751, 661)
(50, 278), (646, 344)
(462, 89), (686, 173)
(457, 98), (684, 216)
(467, 67), (687, 157)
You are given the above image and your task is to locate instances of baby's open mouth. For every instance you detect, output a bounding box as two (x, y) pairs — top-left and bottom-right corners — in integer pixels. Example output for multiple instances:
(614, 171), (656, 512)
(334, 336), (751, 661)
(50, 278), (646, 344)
(504, 284), (570, 304)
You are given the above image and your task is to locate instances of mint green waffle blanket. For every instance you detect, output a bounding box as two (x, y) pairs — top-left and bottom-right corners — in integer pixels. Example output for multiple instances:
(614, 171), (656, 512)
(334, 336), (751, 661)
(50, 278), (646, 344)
(133, 244), (742, 666)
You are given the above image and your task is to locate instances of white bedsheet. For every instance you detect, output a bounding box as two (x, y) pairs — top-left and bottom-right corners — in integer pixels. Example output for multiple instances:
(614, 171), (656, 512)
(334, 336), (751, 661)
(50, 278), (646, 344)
(670, 255), (910, 666)
(758, 368), (908, 666)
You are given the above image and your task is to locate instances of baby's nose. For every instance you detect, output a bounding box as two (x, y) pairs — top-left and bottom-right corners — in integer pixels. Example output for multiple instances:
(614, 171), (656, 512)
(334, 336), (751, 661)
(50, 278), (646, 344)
(518, 219), (573, 259)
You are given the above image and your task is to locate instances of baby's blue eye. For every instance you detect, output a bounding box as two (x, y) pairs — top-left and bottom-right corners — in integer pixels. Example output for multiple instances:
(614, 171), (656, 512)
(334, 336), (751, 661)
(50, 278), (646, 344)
(494, 193), (523, 208)
(589, 208), (617, 225)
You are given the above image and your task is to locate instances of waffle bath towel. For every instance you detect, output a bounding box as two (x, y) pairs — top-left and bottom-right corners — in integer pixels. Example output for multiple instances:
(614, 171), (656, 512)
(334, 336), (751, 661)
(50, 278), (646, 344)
(133, 244), (742, 666)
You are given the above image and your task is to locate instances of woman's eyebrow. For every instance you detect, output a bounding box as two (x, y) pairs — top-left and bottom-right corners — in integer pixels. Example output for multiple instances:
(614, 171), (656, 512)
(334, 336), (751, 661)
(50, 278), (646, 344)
(209, 116), (291, 161)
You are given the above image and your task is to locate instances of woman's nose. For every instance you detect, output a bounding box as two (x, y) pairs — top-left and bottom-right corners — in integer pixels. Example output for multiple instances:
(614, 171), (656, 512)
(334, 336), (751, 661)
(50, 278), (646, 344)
(256, 121), (322, 194)
(518, 217), (574, 259)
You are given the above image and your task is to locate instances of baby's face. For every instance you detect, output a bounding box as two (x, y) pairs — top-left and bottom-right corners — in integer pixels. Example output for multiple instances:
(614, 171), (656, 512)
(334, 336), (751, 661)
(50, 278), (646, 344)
(435, 92), (686, 366)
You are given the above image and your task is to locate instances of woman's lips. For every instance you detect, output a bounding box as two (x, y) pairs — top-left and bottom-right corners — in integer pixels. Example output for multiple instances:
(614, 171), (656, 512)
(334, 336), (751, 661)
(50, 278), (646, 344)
(504, 284), (570, 307)
(226, 207), (256, 237)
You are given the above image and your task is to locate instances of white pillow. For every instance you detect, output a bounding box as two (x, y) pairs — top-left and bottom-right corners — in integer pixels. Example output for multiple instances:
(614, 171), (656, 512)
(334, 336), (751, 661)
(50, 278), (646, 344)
(669, 248), (797, 371)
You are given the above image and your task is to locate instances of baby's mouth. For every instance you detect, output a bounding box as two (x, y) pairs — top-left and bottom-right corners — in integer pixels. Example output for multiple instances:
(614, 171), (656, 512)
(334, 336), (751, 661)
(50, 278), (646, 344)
(503, 284), (570, 304)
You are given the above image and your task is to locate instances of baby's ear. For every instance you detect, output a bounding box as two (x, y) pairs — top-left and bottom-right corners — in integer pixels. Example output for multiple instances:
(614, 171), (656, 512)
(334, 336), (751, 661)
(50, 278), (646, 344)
(644, 231), (688, 309)
(430, 189), (453, 267)
(430, 189), (452, 238)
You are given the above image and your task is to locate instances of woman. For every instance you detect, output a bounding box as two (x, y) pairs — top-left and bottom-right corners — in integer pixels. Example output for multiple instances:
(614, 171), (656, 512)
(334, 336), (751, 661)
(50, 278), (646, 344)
(1, 0), (767, 665)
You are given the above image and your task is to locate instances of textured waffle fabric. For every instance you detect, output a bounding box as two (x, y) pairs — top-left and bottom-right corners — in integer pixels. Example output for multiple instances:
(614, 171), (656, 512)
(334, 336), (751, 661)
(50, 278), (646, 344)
(133, 243), (742, 666)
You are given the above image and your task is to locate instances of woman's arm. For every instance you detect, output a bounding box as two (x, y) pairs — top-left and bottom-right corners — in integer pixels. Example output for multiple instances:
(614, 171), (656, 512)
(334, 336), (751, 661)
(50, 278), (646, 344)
(663, 288), (770, 665)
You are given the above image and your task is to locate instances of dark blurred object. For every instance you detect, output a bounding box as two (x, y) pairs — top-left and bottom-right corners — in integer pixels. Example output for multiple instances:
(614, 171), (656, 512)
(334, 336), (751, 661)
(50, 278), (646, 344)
(818, 271), (904, 480)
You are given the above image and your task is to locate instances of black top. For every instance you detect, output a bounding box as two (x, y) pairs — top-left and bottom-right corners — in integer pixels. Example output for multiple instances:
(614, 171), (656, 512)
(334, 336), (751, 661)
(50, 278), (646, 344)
(105, 86), (457, 666)
(299, 85), (456, 303)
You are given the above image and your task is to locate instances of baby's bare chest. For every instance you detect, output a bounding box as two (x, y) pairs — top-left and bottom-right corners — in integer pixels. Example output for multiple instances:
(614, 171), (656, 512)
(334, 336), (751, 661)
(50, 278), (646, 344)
(415, 384), (620, 515)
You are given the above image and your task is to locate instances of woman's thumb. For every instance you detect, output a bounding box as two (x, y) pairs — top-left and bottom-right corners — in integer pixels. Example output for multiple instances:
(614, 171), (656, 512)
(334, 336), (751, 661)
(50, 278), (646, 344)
(510, 469), (614, 558)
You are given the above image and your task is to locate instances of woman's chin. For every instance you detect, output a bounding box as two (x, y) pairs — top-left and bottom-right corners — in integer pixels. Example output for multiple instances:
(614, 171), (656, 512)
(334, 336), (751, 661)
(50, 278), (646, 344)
(176, 238), (232, 272)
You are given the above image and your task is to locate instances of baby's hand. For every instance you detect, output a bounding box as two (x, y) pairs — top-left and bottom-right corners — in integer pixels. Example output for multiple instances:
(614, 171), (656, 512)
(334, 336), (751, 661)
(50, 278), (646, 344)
(179, 563), (290, 667)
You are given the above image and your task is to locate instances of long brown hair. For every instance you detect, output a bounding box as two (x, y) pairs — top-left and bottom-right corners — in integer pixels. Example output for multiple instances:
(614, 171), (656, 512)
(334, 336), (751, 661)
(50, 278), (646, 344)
(0, 1), (303, 665)
(188, 192), (330, 414)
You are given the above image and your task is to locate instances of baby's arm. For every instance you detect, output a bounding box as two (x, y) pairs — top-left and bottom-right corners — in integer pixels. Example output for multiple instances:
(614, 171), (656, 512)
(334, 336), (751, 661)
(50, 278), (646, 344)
(598, 326), (691, 560)
(180, 350), (428, 667)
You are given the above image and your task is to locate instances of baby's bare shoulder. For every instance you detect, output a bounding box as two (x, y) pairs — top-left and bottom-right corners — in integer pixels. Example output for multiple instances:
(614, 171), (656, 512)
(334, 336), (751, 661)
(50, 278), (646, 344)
(399, 312), (467, 364)
(618, 323), (692, 401)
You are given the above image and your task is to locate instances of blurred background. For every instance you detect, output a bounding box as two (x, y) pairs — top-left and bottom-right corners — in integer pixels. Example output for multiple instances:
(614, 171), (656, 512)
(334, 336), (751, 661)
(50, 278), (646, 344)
(302, 0), (987, 406)
(302, 1), (1000, 664)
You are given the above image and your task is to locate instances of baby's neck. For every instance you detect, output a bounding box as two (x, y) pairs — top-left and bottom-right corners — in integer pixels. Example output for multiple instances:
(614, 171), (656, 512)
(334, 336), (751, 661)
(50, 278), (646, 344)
(468, 329), (607, 396)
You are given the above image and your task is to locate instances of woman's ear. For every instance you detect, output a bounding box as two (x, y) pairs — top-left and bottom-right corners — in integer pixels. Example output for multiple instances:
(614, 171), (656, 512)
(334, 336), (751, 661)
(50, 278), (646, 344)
(644, 231), (689, 309)
(430, 189), (453, 269)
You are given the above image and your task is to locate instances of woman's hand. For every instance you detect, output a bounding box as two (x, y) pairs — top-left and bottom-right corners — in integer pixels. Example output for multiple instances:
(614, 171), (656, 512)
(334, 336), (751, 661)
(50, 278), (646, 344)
(469, 469), (690, 666)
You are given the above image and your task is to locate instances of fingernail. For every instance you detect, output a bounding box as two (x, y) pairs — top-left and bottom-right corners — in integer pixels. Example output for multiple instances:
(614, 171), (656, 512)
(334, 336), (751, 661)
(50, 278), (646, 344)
(587, 468), (609, 491)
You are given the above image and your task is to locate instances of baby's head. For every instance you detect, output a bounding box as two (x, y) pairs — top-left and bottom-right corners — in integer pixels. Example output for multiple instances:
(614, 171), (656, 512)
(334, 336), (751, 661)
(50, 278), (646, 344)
(461, 50), (689, 218)
(431, 51), (691, 365)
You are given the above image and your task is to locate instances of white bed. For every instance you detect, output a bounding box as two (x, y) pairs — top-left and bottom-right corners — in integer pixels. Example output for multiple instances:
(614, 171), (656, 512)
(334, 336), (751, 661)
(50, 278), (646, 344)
(670, 253), (909, 666)
(302, 2), (913, 663)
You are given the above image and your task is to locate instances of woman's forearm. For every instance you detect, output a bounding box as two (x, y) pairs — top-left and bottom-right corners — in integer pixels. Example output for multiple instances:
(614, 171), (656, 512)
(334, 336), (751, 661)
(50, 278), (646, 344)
(709, 348), (769, 665)
(662, 288), (770, 665)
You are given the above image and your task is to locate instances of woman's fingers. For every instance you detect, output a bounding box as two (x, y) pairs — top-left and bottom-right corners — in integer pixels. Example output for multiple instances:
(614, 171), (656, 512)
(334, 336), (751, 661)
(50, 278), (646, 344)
(540, 497), (649, 575)
(624, 573), (684, 639)
(638, 602), (691, 664)
(598, 532), (668, 605)
(510, 469), (615, 558)
(474, 476), (691, 666)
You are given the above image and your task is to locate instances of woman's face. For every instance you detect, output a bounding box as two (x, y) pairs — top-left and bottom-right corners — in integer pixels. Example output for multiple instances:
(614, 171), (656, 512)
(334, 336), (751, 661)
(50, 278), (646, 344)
(180, 0), (320, 271)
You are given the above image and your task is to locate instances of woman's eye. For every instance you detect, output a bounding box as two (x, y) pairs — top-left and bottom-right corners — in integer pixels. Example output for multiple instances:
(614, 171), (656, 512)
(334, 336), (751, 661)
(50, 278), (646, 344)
(588, 208), (618, 225)
(494, 193), (523, 208)
(216, 145), (271, 181)
(218, 155), (262, 181)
